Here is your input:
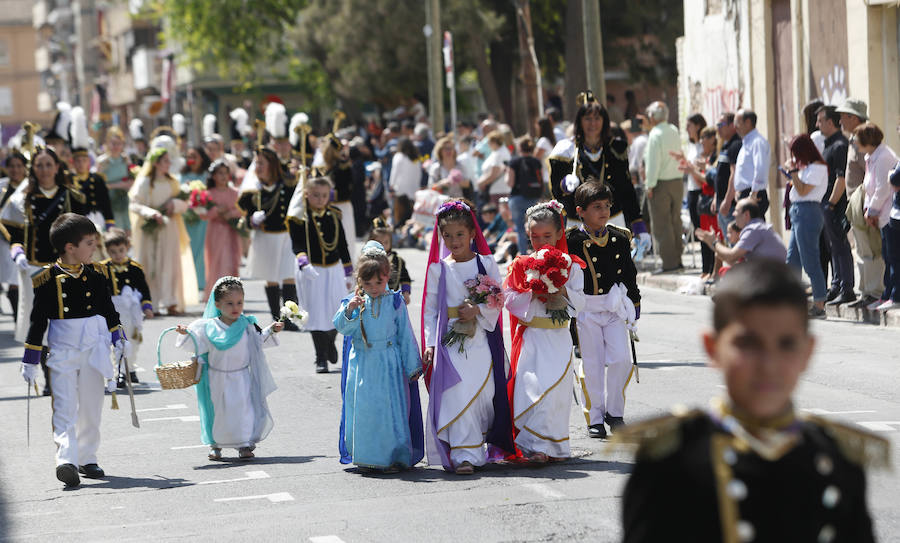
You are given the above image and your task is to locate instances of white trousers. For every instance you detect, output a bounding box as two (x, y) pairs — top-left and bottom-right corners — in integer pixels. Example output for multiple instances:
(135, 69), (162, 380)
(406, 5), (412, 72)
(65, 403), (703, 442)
(334, 201), (357, 264)
(49, 348), (106, 466)
(576, 312), (634, 424)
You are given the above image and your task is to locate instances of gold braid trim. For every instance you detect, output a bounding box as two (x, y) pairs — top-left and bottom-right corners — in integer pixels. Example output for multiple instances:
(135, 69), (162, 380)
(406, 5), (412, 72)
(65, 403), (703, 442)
(607, 224), (633, 242)
(92, 262), (109, 279)
(610, 409), (705, 461)
(804, 414), (892, 470)
(31, 267), (53, 288)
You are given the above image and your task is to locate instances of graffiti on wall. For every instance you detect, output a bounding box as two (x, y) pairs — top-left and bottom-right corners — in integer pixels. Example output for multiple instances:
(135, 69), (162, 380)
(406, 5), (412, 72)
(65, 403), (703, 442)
(818, 65), (847, 106)
(704, 85), (742, 123)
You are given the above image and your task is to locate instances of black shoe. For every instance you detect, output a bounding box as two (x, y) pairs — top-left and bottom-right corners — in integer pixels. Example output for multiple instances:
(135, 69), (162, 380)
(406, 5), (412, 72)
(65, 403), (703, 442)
(79, 464), (105, 479)
(315, 361), (329, 374)
(848, 295), (876, 309)
(117, 374), (127, 389)
(824, 288), (841, 303)
(282, 320), (300, 332)
(604, 414), (626, 433)
(56, 463), (80, 487)
(826, 291), (856, 306)
(129, 371), (139, 384)
(588, 424), (607, 439)
(42, 385), (52, 397)
(808, 306), (826, 319)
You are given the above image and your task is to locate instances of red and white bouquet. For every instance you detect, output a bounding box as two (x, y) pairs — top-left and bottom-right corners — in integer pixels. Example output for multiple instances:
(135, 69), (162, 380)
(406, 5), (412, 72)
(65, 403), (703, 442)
(442, 274), (504, 352)
(522, 246), (573, 324)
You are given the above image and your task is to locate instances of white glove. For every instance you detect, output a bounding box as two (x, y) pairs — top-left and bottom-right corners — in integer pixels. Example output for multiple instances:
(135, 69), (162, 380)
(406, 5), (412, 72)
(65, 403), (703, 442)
(21, 363), (39, 385)
(637, 232), (652, 251)
(114, 339), (129, 361)
(106, 379), (117, 393)
(15, 253), (30, 271)
(251, 210), (266, 227)
(564, 174), (581, 193)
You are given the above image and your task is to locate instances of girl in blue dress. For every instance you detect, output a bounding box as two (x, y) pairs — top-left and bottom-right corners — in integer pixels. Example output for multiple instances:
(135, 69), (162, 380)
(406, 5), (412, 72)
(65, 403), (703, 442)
(334, 241), (424, 473)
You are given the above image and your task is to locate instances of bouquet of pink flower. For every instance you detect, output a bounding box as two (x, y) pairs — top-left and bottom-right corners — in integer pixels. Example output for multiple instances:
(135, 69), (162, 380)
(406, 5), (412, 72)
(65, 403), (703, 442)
(442, 274), (504, 352)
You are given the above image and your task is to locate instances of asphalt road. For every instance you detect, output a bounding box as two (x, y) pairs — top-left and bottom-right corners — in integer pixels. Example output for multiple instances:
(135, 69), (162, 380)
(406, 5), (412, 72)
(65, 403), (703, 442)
(0, 247), (897, 542)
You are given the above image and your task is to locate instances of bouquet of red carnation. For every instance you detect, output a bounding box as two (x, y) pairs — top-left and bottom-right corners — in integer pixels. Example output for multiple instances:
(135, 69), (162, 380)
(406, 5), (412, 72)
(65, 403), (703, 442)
(183, 181), (212, 224)
(441, 274), (504, 353)
(522, 245), (574, 324)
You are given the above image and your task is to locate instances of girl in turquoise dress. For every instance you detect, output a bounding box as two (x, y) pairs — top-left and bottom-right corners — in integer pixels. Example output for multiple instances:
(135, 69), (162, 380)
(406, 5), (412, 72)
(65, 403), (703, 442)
(180, 146), (211, 295)
(334, 241), (424, 472)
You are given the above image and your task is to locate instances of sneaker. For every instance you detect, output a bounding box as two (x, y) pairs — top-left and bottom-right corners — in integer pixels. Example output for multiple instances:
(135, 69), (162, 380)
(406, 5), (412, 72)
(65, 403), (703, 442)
(866, 299), (886, 311)
(876, 300), (900, 311)
(808, 306), (826, 319)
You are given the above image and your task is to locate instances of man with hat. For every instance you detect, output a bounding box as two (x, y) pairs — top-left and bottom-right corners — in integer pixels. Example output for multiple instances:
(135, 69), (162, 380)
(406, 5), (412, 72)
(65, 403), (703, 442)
(836, 98), (885, 308)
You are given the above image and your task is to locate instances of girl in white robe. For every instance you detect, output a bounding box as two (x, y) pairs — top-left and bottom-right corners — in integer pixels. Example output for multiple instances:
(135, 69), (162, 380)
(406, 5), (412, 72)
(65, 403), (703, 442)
(175, 276), (281, 461)
(503, 201), (586, 461)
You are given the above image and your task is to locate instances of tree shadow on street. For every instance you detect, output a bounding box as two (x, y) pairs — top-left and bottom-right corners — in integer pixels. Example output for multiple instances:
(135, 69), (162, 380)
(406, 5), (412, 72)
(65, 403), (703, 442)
(191, 455), (325, 470)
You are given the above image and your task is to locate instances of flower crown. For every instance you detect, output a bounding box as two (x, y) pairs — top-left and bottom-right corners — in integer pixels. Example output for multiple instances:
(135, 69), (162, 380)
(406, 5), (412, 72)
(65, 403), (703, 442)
(435, 200), (470, 216)
(146, 146), (168, 165)
(526, 199), (564, 217)
(361, 240), (387, 257)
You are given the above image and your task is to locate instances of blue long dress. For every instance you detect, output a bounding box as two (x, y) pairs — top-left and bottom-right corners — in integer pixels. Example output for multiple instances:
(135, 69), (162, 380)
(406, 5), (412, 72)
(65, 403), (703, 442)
(181, 174), (207, 293)
(334, 290), (424, 469)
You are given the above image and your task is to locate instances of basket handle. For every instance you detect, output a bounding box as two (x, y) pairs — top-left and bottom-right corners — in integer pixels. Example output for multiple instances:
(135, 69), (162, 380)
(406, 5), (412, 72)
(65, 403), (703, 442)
(156, 326), (200, 368)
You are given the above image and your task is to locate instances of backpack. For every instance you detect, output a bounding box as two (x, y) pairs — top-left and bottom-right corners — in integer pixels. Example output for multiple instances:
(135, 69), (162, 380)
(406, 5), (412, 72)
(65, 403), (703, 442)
(513, 156), (543, 198)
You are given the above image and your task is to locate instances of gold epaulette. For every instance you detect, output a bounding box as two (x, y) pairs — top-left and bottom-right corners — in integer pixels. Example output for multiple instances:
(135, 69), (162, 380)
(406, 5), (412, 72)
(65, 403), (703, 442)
(286, 214), (306, 226)
(129, 259), (144, 271)
(31, 266), (54, 288)
(805, 415), (892, 470)
(611, 408), (705, 461)
(69, 187), (87, 204)
(609, 137), (629, 161)
(608, 224), (633, 242)
(328, 204), (343, 219)
(92, 262), (109, 278)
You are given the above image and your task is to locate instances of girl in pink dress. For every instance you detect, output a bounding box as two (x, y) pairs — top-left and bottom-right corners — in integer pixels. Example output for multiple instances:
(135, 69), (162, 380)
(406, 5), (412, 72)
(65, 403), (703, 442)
(203, 159), (243, 301)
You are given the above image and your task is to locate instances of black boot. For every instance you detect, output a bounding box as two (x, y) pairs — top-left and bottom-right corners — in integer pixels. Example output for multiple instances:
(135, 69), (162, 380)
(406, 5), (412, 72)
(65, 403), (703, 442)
(327, 329), (339, 364)
(264, 285), (281, 321)
(7, 286), (18, 323)
(311, 331), (328, 373)
(280, 283), (300, 331)
(40, 347), (51, 396)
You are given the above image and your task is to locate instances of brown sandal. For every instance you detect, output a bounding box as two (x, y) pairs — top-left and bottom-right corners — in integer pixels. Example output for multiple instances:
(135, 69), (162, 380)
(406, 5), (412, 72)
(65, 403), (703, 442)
(454, 461), (475, 475)
(238, 447), (255, 460)
(208, 448), (222, 461)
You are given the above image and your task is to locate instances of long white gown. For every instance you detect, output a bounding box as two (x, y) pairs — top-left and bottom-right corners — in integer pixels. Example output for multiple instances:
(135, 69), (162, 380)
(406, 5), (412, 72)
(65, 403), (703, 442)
(423, 254), (501, 467)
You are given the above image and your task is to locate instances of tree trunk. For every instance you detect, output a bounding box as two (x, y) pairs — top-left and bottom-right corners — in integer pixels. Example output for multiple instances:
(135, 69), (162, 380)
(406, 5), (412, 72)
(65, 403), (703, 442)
(467, 32), (505, 122)
(563, 0), (587, 120)
(515, 0), (540, 135)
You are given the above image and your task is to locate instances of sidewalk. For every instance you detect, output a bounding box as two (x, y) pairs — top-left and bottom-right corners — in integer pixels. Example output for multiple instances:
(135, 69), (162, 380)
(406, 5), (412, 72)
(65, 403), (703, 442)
(634, 242), (900, 328)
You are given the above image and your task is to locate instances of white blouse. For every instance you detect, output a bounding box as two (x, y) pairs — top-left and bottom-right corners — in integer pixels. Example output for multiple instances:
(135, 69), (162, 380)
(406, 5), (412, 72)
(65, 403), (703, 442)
(790, 163), (828, 203)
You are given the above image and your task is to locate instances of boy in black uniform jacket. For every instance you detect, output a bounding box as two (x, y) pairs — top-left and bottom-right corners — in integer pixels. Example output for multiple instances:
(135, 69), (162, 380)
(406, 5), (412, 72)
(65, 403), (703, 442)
(287, 176), (353, 373)
(620, 260), (888, 543)
(21, 214), (127, 488)
(567, 181), (640, 439)
(369, 217), (412, 304)
(98, 228), (154, 386)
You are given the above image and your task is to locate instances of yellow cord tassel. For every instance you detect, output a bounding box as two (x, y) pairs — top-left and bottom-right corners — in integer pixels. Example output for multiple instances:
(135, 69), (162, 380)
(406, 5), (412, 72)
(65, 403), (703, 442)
(111, 392), (119, 410)
(34, 383), (39, 396)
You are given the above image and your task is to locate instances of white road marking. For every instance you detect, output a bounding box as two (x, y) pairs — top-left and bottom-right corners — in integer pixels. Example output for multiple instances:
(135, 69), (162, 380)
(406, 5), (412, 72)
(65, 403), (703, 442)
(802, 408), (877, 415)
(111, 506), (124, 510)
(136, 403), (188, 413)
(170, 444), (208, 450)
(857, 421), (900, 432)
(309, 537), (347, 543)
(523, 483), (565, 499)
(198, 470), (270, 485)
(215, 492), (294, 504)
(142, 415), (200, 422)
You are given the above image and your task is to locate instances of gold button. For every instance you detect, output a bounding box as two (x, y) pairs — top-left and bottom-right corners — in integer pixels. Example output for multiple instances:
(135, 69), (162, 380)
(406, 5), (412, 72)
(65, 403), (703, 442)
(60, 278), (65, 283)
(63, 306), (69, 312)
(598, 288), (604, 293)
(592, 257), (597, 262)
(91, 200), (97, 205)
(586, 242), (592, 248)
(86, 292), (91, 297)
(82, 276), (87, 281)
(86, 304), (92, 310)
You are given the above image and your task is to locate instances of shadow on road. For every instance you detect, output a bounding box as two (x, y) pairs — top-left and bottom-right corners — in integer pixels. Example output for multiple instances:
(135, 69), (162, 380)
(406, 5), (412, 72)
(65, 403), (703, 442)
(191, 455), (325, 470)
(345, 458), (633, 481)
(637, 361), (706, 369)
(78, 474), (191, 490)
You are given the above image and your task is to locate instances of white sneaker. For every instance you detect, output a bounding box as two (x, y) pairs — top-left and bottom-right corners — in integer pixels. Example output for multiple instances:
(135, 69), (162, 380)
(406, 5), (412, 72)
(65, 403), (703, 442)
(876, 300), (899, 311)
(866, 299), (885, 311)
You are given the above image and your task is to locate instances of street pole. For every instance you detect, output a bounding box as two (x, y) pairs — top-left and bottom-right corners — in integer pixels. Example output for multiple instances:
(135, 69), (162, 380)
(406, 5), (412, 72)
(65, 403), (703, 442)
(582, 0), (606, 100)
(426, 0), (444, 134)
(443, 31), (457, 140)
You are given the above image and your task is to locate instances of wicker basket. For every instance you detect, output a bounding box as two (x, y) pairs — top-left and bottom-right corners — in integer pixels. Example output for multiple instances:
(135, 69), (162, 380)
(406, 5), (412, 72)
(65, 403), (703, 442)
(155, 327), (200, 390)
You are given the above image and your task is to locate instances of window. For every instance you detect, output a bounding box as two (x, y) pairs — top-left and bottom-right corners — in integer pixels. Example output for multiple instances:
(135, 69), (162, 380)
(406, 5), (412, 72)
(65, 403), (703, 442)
(0, 39), (9, 66)
(0, 87), (13, 116)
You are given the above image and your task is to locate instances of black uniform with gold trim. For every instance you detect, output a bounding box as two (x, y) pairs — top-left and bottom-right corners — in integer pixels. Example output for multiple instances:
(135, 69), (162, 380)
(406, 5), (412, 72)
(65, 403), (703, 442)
(328, 161), (354, 205)
(388, 250), (412, 294)
(566, 224), (640, 307)
(5, 186), (87, 265)
(71, 172), (115, 229)
(549, 138), (643, 231)
(237, 180), (296, 233)
(96, 258), (153, 309)
(287, 204), (352, 266)
(620, 401), (887, 543)
(25, 261), (122, 350)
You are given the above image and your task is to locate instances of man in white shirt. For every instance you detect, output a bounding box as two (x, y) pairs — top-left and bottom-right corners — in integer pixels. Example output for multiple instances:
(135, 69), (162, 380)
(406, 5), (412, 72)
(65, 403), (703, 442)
(721, 109), (771, 217)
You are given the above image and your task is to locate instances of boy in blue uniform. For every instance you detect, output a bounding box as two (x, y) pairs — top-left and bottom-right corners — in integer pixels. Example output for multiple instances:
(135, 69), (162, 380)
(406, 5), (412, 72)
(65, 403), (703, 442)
(21, 213), (127, 488)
